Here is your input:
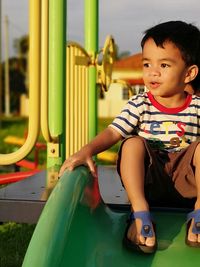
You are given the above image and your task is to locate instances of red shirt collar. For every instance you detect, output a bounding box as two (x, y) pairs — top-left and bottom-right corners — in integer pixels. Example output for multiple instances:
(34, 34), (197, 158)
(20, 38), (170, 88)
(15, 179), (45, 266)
(147, 91), (192, 114)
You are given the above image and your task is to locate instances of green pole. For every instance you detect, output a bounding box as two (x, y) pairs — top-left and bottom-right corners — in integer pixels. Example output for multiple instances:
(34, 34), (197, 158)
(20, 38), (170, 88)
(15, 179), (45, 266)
(84, 0), (99, 140)
(48, 0), (66, 167)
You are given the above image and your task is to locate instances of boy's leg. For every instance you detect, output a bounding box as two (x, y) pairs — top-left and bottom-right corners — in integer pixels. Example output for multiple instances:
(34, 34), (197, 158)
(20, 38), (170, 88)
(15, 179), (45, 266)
(119, 137), (155, 247)
(189, 143), (200, 243)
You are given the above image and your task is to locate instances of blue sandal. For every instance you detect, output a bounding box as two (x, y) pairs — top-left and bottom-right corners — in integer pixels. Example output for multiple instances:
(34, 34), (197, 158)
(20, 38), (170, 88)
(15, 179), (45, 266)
(186, 209), (200, 247)
(123, 211), (157, 254)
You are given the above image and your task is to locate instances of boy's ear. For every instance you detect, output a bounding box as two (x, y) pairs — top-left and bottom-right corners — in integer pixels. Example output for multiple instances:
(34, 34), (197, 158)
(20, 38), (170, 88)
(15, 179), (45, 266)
(185, 65), (199, 83)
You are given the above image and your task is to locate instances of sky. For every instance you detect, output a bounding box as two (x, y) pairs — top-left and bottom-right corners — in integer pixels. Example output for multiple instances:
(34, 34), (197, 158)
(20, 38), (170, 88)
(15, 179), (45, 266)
(2, 0), (200, 58)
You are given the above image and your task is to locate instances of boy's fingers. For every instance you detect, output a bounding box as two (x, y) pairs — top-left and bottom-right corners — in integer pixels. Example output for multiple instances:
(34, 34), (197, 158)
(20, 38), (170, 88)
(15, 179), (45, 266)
(59, 157), (97, 178)
(58, 165), (65, 177)
(86, 159), (97, 177)
(58, 159), (75, 177)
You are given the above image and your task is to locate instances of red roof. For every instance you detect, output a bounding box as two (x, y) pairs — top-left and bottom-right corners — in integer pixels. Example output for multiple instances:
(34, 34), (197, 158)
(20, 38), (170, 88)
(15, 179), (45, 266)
(126, 78), (144, 85)
(114, 53), (142, 70)
(113, 53), (143, 85)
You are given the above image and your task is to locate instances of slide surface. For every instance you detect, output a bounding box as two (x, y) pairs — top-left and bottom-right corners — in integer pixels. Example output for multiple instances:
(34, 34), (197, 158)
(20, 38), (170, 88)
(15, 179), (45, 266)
(22, 166), (200, 267)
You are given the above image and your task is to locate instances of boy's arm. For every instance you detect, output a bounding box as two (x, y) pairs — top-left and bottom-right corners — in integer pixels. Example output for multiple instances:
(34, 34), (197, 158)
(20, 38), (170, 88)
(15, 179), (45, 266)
(58, 126), (122, 177)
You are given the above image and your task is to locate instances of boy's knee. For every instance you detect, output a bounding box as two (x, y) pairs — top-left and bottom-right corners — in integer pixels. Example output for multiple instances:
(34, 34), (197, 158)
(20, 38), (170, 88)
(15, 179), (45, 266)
(193, 144), (200, 165)
(122, 137), (145, 151)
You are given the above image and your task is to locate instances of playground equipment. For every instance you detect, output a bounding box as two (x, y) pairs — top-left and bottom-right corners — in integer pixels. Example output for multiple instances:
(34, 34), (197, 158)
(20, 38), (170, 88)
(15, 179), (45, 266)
(0, 1), (200, 266)
(22, 166), (200, 267)
(4, 135), (46, 170)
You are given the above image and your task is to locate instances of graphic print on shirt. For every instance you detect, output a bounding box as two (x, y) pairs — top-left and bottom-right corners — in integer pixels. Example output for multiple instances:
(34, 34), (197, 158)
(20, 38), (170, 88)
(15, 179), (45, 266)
(110, 92), (200, 152)
(141, 120), (191, 150)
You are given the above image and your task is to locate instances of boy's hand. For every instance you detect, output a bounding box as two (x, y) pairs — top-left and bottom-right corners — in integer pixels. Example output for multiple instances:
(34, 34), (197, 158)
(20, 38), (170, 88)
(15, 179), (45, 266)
(58, 151), (97, 178)
(58, 127), (121, 178)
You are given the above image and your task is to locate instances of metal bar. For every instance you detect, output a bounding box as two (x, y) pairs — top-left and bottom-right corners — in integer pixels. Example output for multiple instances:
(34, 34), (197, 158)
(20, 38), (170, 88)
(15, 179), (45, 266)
(0, 170), (40, 185)
(78, 49), (81, 150)
(69, 48), (74, 155)
(4, 15), (10, 116)
(84, 0), (99, 140)
(0, 0), (40, 165)
(65, 43), (90, 157)
(48, 0), (66, 167)
(85, 67), (89, 144)
(48, 0), (66, 137)
(74, 47), (78, 152)
(41, 0), (53, 143)
(66, 46), (70, 158)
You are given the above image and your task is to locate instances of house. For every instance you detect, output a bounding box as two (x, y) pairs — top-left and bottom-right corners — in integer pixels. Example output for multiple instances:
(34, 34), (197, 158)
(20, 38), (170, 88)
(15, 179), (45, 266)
(98, 53), (145, 118)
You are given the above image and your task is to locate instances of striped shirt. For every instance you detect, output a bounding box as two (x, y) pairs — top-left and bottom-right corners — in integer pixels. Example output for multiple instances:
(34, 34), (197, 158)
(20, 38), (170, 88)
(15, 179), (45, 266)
(110, 92), (200, 151)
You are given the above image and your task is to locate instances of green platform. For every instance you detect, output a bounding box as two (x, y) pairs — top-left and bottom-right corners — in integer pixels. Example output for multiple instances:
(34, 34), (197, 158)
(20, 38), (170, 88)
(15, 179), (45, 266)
(22, 166), (200, 267)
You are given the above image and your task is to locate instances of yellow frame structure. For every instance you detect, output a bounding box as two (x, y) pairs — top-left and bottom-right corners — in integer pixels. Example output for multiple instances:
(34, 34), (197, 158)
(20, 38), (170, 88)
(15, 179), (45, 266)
(0, 0), (41, 165)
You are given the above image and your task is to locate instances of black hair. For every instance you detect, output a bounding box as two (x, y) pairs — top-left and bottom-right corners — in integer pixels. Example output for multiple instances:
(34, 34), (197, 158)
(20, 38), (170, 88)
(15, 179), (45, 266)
(141, 21), (200, 91)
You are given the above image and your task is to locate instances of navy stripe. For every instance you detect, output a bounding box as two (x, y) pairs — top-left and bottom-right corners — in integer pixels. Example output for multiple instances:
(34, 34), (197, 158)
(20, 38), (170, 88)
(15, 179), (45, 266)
(132, 94), (148, 101)
(140, 128), (199, 136)
(128, 100), (151, 108)
(115, 116), (136, 128)
(189, 104), (200, 109)
(111, 122), (129, 135)
(140, 110), (200, 117)
(120, 109), (139, 120)
(185, 131), (200, 137)
(141, 120), (200, 128)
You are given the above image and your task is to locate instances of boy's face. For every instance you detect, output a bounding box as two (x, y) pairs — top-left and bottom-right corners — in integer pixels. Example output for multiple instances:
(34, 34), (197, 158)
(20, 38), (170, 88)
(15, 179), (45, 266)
(142, 38), (191, 98)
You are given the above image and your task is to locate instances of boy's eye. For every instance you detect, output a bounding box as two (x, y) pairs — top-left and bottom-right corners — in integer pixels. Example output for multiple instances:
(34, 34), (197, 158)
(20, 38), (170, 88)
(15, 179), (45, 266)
(143, 63), (150, 68)
(161, 63), (170, 68)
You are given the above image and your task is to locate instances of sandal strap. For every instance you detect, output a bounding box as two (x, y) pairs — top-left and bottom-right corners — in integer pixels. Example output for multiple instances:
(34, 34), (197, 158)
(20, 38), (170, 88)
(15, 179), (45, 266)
(187, 209), (200, 234)
(129, 211), (153, 238)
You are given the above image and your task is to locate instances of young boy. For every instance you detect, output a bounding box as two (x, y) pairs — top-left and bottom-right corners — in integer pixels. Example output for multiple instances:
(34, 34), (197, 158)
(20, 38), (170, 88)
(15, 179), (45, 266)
(59, 21), (200, 253)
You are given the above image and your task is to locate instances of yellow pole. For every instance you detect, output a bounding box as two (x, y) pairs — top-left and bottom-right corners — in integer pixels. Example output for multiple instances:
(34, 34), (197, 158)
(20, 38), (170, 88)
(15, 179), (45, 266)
(40, 0), (53, 142)
(0, 0), (40, 165)
(4, 15), (10, 116)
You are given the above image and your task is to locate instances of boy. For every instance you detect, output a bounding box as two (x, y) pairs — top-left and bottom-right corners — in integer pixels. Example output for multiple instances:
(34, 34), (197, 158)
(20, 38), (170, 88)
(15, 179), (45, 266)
(59, 21), (200, 253)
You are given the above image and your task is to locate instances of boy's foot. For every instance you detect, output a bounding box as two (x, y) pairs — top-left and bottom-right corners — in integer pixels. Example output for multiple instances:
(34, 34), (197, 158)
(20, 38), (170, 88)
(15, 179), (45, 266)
(127, 218), (156, 247)
(188, 221), (200, 243)
(186, 209), (200, 247)
(123, 211), (157, 253)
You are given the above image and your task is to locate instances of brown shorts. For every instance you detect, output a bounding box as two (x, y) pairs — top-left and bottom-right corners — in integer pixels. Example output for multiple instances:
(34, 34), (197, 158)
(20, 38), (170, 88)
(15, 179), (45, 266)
(117, 136), (199, 208)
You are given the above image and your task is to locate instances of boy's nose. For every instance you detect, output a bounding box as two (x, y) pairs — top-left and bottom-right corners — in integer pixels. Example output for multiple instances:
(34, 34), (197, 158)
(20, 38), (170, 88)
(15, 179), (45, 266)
(149, 67), (160, 76)
(149, 69), (160, 77)
(149, 66), (159, 75)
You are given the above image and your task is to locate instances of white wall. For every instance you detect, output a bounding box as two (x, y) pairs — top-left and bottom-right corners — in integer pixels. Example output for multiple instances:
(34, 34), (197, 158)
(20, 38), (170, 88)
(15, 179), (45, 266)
(98, 83), (127, 118)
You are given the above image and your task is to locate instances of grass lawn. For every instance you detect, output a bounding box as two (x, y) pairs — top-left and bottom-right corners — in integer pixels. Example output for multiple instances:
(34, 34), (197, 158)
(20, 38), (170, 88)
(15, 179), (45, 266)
(0, 223), (35, 267)
(0, 116), (119, 267)
(0, 116), (38, 267)
(98, 118), (120, 152)
(0, 116), (46, 173)
(0, 117), (28, 155)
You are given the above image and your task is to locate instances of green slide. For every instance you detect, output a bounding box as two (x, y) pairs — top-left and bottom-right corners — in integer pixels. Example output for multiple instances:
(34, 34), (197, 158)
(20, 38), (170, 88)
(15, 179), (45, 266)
(22, 166), (200, 267)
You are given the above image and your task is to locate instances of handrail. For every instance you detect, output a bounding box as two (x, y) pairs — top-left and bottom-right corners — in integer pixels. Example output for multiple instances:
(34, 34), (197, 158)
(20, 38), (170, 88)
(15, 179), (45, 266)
(0, 0), (41, 165)
(40, 0), (53, 143)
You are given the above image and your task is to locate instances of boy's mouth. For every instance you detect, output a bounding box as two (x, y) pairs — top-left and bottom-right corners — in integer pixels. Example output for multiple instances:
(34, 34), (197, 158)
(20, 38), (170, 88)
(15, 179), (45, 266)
(149, 81), (160, 89)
